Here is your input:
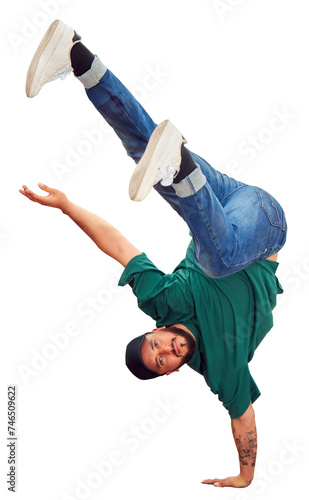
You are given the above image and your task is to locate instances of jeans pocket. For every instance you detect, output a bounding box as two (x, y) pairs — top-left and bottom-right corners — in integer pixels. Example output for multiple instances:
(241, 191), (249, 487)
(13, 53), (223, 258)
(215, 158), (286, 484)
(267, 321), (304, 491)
(256, 189), (287, 231)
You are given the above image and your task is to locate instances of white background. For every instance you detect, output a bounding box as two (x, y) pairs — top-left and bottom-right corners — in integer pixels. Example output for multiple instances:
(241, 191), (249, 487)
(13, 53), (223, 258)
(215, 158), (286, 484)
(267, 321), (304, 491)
(1, 1), (308, 499)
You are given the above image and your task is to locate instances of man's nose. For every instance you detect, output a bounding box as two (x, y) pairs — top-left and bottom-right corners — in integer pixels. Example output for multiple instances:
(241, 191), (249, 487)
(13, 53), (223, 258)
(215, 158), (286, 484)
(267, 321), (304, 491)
(159, 345), (173, 355)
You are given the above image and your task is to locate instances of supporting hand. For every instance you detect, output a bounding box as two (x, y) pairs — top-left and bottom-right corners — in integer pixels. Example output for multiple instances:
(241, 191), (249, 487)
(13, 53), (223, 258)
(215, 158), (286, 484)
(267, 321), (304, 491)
(202, 404), (256, 489)
(19, 183), (69, 212)
(202, 474), (252, 488)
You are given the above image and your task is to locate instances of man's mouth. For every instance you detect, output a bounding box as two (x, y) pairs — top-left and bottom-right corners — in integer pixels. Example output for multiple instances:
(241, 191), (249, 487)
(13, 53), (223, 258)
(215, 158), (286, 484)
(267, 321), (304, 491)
(172, 339), (181, 356)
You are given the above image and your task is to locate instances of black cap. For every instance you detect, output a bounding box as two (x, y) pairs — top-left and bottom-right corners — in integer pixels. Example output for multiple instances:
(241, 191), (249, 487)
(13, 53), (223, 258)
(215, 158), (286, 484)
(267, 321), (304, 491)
(125, 334), (161, 380)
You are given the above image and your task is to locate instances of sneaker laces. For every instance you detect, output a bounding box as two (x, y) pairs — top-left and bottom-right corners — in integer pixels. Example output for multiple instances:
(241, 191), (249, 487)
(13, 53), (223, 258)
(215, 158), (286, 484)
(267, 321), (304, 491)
(159, 165), (178, 186)
(50, 65), (72, 82)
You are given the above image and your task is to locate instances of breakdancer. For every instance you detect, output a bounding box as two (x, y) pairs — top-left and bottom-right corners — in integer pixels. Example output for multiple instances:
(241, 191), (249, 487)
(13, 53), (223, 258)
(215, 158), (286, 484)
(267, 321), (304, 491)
(20, 20), (287, 488)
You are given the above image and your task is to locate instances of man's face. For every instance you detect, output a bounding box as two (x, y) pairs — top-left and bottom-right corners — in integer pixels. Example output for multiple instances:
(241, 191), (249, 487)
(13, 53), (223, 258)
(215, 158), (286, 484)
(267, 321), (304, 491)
(140, 327), (195, 376)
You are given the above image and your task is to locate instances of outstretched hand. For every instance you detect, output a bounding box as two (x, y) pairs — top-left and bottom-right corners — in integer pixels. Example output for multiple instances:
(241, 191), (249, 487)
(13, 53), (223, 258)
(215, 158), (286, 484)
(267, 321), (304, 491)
(202, 474), (251, 488)
(19, 183), (69, 212)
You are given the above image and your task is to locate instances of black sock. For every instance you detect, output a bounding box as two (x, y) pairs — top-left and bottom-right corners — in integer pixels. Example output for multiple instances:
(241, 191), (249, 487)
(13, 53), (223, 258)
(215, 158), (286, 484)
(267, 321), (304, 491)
(70, 42), (95, 77)
(173, 144), (197, 184)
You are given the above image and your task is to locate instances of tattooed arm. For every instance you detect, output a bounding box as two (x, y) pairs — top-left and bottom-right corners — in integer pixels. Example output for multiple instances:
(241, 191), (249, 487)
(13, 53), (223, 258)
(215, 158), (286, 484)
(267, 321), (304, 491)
(202, 402), (257, 488)
(231, 402), (257, 485)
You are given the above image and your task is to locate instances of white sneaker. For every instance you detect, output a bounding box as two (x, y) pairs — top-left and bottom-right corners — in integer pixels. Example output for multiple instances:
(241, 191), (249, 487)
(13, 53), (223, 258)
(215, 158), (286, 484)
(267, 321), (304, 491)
(26, 19), (81, 98)
(129, 120), (187, 201)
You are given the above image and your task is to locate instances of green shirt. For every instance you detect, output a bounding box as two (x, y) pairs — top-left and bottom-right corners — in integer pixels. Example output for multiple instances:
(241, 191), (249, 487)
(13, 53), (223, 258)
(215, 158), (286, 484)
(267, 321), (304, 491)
(118, 239), (283, 419)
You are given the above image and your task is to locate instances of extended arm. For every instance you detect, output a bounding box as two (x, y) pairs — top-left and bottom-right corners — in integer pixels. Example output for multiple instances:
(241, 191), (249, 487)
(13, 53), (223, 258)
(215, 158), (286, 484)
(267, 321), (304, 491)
(19, 183), (142, 267)
(202, 402), (256, 488)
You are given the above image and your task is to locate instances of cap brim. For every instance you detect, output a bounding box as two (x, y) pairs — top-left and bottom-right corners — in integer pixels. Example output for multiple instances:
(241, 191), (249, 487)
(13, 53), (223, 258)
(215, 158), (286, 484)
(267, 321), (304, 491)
(125, 334), (161, 380)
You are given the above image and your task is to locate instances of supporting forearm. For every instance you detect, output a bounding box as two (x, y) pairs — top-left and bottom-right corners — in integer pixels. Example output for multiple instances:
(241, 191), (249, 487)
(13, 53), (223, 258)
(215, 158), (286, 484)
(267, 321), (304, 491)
(62, 200), (142, 267)
(231, 412), (257, 485)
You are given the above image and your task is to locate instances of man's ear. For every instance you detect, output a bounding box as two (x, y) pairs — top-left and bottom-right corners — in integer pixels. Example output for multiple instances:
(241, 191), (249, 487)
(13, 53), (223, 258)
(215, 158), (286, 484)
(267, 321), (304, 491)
(152, 326), (167, 332)
(165, 369), (180, 376)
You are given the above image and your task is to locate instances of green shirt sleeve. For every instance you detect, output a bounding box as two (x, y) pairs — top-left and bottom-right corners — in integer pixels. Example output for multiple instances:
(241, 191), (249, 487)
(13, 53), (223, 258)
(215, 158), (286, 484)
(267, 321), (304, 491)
(118, 252), (195, 326)
(217, 364), (261, 419)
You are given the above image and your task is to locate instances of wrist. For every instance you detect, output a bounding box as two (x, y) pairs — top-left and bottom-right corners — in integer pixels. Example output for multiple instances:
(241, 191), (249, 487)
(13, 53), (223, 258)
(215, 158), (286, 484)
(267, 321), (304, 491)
(61, 198), (72, 215)
(239, 471), (254, 486)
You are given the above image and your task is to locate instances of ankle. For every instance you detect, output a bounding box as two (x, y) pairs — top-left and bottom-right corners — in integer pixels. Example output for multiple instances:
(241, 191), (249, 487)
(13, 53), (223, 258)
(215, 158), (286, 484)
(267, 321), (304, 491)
(70, 42), (95, 77)
(173, 145), (197, 184)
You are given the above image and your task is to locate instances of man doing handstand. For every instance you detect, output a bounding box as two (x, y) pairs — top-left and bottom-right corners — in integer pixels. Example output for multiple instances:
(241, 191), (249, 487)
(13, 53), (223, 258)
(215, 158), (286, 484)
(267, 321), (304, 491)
(20, 20), (287, 489)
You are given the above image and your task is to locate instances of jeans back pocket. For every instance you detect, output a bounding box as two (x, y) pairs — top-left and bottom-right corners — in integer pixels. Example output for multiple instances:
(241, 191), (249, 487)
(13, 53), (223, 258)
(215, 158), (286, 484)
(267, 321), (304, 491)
(256, 188), (287, 232)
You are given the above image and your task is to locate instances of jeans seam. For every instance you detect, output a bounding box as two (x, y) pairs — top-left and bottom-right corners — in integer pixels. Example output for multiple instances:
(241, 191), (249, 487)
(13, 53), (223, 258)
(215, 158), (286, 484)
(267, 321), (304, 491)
(186, 176), (196, 196)
(220, 184), (248, 203)
(109, 95), (152, 144)
(191, 193), (228, 269)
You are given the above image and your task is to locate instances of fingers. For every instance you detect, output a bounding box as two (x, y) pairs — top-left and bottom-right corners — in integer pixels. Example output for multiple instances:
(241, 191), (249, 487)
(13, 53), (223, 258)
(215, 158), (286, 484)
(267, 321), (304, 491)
(19, 185), (35, 200)
(202, 478), (222, 487)
(19, 183), (66, 209)
(19, 184), (51, 204)
(38, 182), (53, 193)
(202, 476), (248, 488)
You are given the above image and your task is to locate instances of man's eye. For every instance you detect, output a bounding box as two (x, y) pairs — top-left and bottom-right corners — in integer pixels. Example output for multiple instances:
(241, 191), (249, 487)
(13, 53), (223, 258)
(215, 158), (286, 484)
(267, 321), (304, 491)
(154, 340), (158, 347)
(159, 357), (163, 366)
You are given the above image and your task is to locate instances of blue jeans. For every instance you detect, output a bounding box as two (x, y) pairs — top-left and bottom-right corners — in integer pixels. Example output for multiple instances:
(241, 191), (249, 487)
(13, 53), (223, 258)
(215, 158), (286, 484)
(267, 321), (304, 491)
(78, 57), (287, 278)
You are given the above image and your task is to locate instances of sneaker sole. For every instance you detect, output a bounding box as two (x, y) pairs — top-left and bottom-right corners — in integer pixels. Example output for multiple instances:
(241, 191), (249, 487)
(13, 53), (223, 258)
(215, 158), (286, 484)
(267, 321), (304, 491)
(26, 19), (74, 98)
(129, 120), (187, 201)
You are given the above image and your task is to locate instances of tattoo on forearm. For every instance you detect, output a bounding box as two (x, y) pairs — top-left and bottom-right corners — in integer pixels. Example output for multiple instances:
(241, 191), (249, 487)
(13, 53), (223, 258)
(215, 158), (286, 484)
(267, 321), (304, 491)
(232, 426), (257, 467)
